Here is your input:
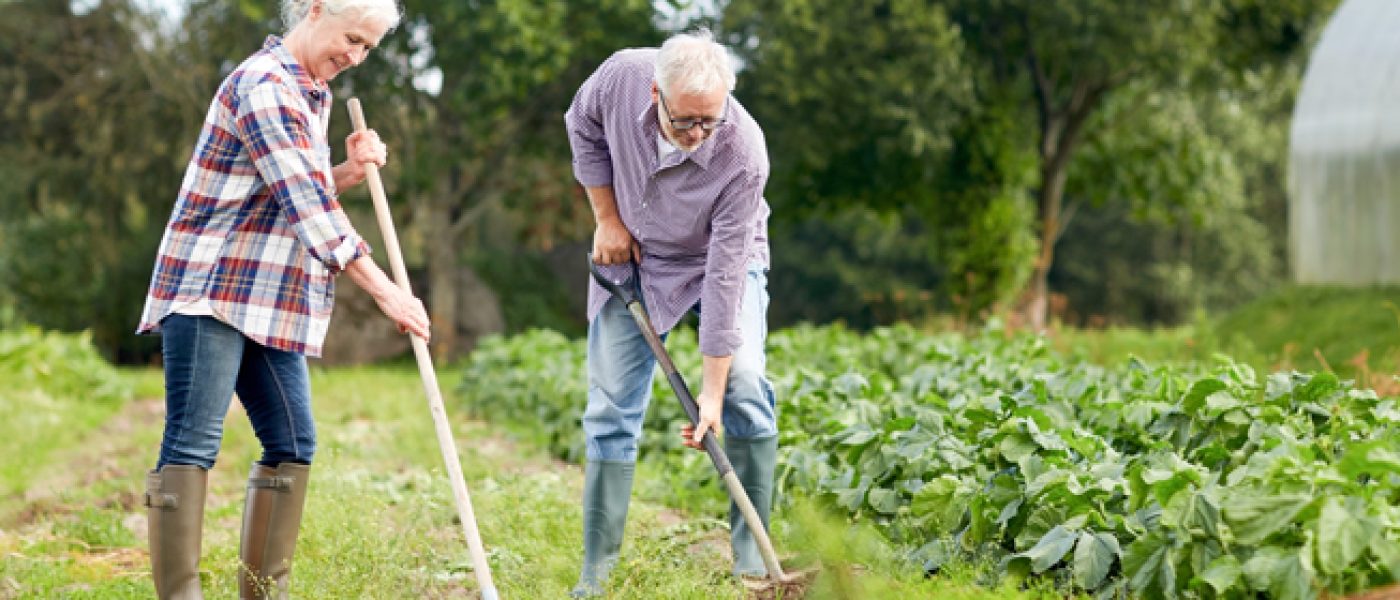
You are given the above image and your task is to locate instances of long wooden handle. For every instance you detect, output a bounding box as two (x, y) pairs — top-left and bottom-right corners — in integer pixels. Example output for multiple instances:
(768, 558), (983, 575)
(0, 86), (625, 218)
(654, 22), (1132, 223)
(347, 98), (500, 600)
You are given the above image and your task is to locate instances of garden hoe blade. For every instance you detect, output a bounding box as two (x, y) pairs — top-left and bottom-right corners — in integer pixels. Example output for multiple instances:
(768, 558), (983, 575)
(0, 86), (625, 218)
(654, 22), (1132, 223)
(350, 98), (499, 600)
(588, 255), (815, 598)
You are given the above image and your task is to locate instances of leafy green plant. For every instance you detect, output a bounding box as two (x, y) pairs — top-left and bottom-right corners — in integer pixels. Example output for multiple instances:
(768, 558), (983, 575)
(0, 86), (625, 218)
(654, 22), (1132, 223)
(459, 323), (1400, 597)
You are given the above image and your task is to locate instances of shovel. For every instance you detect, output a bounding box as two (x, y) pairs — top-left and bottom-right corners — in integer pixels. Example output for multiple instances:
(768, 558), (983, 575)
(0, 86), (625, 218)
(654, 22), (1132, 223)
(588, 255), (810, 596)
(348, 98), (499, 600)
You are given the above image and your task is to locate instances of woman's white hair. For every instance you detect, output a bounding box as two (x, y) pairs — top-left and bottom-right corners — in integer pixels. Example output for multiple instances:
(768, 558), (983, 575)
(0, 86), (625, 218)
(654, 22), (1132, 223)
(281, 0), (402, 33)
(655, 28), (737, 96)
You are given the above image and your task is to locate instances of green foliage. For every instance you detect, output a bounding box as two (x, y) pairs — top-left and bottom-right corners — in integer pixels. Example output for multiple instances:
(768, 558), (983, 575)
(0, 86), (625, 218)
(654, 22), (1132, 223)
(469, 249), (586, 337)
(1050, 201), (1278, 325)
(0, 328), (132, 497)
(723, 0), (971, 214)
(1214, 285), (1400, 376)
(0, 0), (216, 362)
(0, 0), (274, 362)
(460, 324), (1400, 597)
(0, 0), (1351, 357)
(353, 0), (660, 248)
(724, 1), (1039, 317)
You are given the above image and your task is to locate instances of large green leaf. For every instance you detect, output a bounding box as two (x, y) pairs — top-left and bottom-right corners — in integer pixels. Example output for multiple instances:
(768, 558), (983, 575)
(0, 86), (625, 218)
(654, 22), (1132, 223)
(1222, 493), (1312, 545)
(999, 432), (1038, 462)
(868, 487), (902, 515)
(1242, 546), (1312, 600)
(1015, 525), (1078, 574)
(1196, 554), (1242, 596)
(1182, 378), (1227, 416)
(1313, 497), (1374, 575)
(1336, 440), (1400, 479)
(1123, 531), (1177, 600)
(1073, 531), (1120, 590)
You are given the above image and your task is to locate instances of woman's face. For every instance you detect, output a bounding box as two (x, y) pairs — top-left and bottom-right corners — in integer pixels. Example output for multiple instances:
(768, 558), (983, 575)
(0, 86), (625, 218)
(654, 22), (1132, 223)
(292, 4), (391, 83)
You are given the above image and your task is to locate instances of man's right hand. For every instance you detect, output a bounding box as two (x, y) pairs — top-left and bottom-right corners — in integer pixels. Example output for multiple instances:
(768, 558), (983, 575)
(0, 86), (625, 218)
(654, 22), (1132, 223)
(593, 217), (640, 265)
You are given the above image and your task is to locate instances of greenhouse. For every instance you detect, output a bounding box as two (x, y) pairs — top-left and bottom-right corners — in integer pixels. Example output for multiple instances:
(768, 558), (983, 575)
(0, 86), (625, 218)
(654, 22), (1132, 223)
(1290, 0), (1400, 284)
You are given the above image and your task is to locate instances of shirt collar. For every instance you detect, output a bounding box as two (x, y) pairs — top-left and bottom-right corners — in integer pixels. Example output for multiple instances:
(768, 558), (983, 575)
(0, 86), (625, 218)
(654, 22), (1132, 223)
(263, 35), (330, 105)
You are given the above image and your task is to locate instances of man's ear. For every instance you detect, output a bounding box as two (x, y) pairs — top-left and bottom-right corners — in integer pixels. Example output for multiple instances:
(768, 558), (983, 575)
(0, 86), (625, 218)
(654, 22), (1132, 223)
(651, 81), (660, 104)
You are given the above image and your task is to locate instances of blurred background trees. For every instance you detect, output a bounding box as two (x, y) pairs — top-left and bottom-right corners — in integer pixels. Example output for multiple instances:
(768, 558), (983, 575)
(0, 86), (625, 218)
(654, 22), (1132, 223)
(0, 0), (1342, 362)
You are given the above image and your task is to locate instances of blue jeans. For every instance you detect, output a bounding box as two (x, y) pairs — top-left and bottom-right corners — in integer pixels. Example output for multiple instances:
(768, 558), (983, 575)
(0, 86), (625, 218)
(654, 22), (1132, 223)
(156, 314), (316, 470)
(583, 265), (776, 462)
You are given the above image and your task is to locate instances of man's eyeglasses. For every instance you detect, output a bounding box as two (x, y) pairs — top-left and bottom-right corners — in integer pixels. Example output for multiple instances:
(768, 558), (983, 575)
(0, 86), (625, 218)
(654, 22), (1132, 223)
(658, 92), (727, 131)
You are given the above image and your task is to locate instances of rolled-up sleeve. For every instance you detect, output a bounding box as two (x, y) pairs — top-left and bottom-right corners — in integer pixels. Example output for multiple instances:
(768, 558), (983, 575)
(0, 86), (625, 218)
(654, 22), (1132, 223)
(564, 58), (616, 188)
(233, 81), (367, 274)
(699, 168), (766, 356)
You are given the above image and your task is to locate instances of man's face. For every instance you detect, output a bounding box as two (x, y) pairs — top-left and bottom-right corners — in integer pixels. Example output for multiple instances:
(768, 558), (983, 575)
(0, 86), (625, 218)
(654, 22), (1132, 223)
(652, 83), (728, 153)
(297, 4), (390, 82)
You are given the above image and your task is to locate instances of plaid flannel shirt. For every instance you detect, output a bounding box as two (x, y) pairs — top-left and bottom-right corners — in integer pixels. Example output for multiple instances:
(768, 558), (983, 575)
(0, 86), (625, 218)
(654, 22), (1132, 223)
(137, 36), (370, 357)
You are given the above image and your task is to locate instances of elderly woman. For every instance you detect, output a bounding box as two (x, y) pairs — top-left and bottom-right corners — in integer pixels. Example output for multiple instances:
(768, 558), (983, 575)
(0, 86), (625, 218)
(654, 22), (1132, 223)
(135, 1), (422, 598)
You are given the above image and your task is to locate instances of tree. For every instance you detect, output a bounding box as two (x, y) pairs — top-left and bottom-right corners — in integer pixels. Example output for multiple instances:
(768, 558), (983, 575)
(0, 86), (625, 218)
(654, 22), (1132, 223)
(941, 0), (1338, 329)
(348, 0), (661, 359)
(0, 0), (254, 361)
(723, 0), (1038, 320)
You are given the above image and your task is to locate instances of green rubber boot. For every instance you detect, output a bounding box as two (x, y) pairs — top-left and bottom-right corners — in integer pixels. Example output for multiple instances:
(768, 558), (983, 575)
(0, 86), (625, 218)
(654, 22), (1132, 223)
(146, 465), (208, 600)
(727, 435), (778, 577)
(238, 463), (310, 600)
(571, 460), (636, 597)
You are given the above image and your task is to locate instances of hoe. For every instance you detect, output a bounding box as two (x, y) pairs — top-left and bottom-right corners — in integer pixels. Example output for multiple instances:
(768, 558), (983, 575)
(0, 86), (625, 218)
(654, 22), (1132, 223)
(589, 256), (812, 598)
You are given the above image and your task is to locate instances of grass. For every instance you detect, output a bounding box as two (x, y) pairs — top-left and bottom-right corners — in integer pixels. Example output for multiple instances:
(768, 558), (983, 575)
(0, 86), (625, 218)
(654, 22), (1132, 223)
(7, 286), (1397, 597)
(1048, 285), (1400, 390)
(0, 356), (1048, 599)
(1214, 285), (1400, 375)
(0, 329), (155, 504)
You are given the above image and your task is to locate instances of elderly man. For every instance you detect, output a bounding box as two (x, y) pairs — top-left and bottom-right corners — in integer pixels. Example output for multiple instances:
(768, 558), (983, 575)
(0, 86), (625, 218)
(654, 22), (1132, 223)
(563, 29), (776, 595)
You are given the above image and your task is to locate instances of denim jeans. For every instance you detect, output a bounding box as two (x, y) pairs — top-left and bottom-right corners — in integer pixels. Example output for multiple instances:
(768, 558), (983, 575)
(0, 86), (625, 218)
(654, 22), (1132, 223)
(583, 264), (776, 462)
(156, 314), (316, 470)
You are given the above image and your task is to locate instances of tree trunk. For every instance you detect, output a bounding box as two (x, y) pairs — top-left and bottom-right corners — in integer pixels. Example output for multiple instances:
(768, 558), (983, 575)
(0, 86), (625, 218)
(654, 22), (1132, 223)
(420, 185), (505, 362)
(423, 194), (461, 361)
(1027, 150), (1069, 331)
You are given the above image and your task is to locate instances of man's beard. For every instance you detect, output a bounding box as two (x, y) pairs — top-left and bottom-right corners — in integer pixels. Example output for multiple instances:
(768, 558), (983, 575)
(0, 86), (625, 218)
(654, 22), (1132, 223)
(662, 126), (705, 153)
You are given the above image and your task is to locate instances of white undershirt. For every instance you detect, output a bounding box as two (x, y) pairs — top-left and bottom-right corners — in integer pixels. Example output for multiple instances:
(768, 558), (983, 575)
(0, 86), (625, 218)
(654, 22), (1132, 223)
(172, 298), (215, 316)
(658, 133), (677, 163)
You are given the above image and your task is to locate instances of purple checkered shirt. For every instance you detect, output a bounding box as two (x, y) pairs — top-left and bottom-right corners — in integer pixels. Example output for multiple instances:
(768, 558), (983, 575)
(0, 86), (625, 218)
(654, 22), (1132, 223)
(566, 49), (771, 357)
(136, 36), (370, 357)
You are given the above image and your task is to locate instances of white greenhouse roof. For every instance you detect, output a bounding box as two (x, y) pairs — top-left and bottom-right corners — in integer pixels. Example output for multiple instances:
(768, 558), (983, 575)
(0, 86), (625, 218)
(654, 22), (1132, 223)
(1289, 0), (1400, 284)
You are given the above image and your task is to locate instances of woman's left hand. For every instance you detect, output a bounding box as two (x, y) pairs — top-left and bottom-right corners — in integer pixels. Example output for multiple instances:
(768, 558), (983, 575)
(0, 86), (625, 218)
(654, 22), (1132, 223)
(346, 129), (388, 172)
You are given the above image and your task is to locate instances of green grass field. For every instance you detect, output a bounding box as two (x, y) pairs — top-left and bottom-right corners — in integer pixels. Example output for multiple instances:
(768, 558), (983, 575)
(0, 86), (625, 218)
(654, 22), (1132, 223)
(8, 286), (1396, 598)
(0, 345), (1051, 599)
(1050, 285), (1400, 387)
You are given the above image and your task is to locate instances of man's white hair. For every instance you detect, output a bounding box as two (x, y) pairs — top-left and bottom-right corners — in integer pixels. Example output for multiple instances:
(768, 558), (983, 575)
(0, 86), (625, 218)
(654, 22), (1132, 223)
(655, 29), (737, 96)
(281, 0), (402, 33)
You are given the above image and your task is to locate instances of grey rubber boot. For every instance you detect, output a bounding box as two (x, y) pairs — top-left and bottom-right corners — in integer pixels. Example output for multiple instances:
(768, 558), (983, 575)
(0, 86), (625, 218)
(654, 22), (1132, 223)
(571, 460), (636, 597)
(146, 465), (208, 600)
(727, 435), (778, 577)
(238, 463), (310, 600)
